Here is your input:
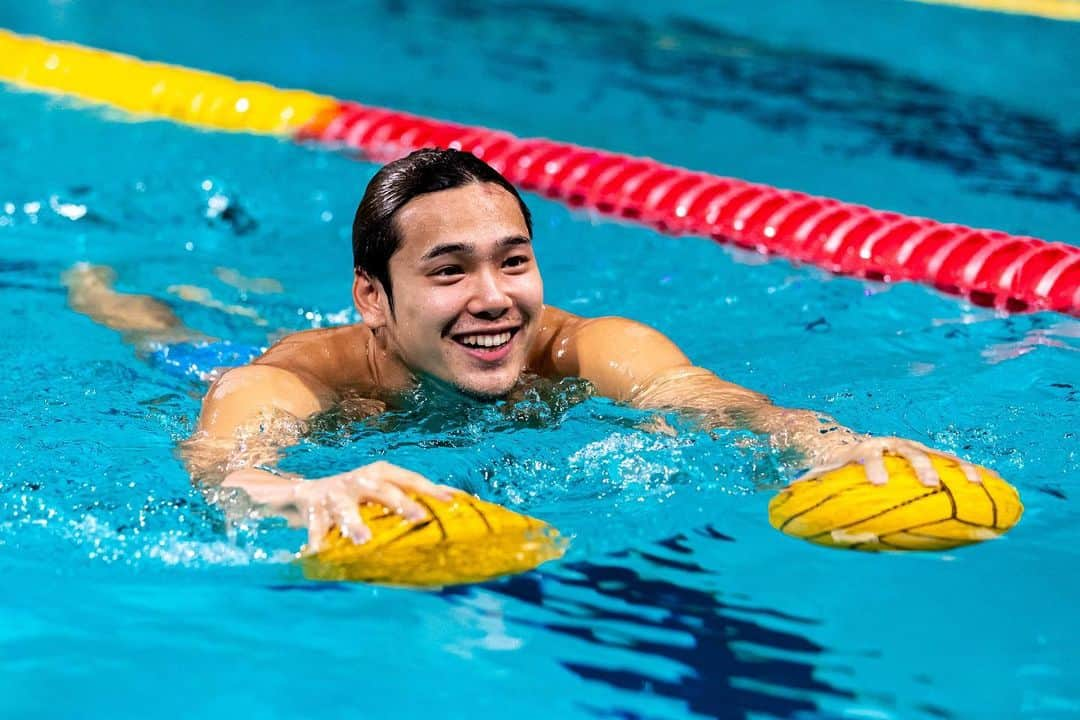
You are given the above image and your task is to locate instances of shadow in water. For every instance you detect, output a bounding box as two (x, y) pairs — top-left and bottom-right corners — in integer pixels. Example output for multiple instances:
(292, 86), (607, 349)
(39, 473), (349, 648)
(446, 525), (860, 720)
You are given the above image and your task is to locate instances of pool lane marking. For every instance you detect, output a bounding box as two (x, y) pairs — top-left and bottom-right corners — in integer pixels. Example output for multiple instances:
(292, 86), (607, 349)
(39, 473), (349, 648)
(910, 0), (1080, 20)
(0, 28), (334, 134)
(1, 28), (1077, 316)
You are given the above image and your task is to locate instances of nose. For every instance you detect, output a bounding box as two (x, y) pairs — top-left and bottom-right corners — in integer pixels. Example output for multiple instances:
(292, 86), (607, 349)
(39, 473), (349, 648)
(466, 267), (512, 318)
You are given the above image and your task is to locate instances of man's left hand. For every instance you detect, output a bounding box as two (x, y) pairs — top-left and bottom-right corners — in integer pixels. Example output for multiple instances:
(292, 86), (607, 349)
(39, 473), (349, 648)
(800, 436), (982, 487)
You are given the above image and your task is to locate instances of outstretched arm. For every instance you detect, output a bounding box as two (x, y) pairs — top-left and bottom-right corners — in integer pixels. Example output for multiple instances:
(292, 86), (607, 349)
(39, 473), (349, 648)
(62, 262), (454, 549)
(186, 363), (454, 551)
(544, 311), (978, 485)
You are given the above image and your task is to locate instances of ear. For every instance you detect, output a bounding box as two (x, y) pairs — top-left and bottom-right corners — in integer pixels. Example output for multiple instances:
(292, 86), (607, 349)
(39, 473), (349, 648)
(353, 271), (388, 329)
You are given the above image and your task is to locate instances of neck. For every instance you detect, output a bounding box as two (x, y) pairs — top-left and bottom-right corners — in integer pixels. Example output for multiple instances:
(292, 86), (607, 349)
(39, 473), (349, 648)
(362, 324), (417, 399)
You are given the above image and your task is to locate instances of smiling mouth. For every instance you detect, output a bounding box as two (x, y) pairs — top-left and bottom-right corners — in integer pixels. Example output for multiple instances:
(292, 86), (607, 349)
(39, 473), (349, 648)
(450, 328), (520, 357)
(455, 330), (514, 348)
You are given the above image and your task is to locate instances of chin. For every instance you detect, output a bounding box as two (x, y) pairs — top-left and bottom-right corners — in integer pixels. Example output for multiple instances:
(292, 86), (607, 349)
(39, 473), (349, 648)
(458, 383), (516, 400)
(455, 373), (520, 400)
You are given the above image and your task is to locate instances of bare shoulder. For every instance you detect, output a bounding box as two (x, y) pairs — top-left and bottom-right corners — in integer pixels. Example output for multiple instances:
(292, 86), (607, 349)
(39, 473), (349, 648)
(528, 306), (693, 398)
(529, 306), (644, 376)
(255, 324), (374, 391)
(197, 324), (374, 437)
(198, 363), (330, 436)
(257, 323), (371, 359)
(535, 306), (656, 341)
(527, 305), (586, 376)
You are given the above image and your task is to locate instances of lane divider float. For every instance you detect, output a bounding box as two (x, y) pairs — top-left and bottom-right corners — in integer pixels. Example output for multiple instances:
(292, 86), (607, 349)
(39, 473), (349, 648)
(910, 0), (1080, 21)
(1, 28), (1077, 316)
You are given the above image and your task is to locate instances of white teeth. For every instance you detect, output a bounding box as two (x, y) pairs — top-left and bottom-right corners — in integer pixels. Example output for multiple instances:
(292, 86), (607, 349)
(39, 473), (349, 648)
(459, 331), (512, 348)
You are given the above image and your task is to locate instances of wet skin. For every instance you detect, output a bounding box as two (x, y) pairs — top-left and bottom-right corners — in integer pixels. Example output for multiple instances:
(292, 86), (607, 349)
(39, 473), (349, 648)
(183, 182), (981, 551)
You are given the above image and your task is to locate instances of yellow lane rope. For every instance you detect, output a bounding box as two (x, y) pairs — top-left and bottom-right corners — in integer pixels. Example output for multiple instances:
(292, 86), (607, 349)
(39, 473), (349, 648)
(0, 29), (336, 134)
(910, 0), (1080, 20)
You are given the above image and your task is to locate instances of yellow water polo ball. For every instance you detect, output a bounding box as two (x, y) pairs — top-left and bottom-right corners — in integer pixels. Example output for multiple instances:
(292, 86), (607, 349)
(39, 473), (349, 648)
(768, 453), (1023, 551)
(302, 492), (566, 587)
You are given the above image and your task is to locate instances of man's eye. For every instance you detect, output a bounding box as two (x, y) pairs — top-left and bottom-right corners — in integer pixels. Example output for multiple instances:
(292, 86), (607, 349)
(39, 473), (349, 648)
(432, 266), (463, 277)
(504, 255), (530, 268)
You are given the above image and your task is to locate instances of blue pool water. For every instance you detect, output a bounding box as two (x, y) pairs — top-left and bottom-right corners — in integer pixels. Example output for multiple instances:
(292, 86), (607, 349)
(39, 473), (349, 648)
(2, 1), (1079, 718)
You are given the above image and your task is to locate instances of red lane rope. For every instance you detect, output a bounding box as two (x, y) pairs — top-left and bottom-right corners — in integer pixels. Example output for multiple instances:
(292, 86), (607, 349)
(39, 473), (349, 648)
(300, 102), (1080, 315)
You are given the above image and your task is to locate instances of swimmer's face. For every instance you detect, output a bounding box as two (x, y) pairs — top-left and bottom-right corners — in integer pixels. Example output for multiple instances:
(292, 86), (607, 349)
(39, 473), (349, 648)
(354, 182), (543, 398)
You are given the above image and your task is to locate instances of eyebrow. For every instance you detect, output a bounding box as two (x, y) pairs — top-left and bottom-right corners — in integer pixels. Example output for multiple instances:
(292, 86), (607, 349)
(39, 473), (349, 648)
(419, 234), (532, 262)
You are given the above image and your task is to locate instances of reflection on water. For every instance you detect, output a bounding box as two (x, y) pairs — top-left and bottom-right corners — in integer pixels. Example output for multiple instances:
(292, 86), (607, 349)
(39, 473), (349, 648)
(979, 318), (1080, 365)
(445, 528), (857, 720)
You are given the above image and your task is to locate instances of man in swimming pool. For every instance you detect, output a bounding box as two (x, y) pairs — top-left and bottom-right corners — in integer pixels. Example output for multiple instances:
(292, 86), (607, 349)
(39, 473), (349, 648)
(66, 148), (980, 550)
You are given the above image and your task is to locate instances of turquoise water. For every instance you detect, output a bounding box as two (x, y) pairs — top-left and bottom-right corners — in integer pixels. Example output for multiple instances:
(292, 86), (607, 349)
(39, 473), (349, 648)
(2, 1), (1079, 718)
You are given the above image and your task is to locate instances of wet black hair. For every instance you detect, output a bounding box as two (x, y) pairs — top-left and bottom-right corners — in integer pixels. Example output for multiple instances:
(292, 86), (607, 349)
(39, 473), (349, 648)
(351, 148), (533, 308)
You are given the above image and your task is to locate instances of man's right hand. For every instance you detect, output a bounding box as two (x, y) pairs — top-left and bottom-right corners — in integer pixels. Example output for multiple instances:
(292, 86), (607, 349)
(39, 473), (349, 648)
(222, 461), (457, 552)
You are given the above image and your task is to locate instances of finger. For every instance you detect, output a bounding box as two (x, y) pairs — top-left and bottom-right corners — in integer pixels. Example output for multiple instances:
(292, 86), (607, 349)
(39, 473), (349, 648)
(369, 462), (456, 502)
(304, 498), (332, 554)
(903, 439), (936, 455)
(915, 446), (979, 484)
(961, 462), (983, 485)
(331, 494), (372, 545)
(924, 445), (962, 464)
(904, 450), (940, 487)
(351, 473), (428, 521)
(864, 455), (890, 486)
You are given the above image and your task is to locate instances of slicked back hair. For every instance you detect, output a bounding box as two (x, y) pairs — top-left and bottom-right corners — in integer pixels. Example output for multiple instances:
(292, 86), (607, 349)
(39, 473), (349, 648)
(352, 148), (533, 310)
